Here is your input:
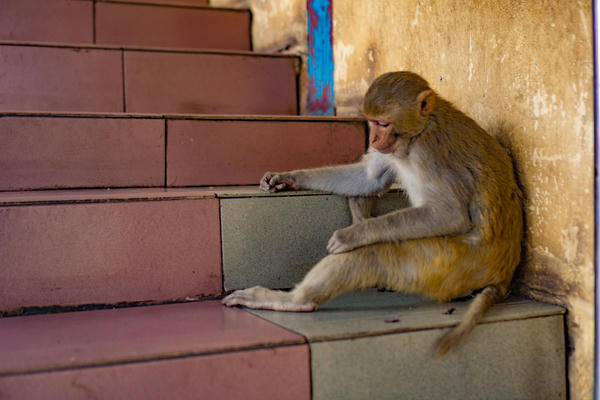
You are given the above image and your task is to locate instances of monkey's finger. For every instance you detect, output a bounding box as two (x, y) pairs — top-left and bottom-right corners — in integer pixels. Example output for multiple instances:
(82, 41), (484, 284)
(327, 239), (342, 254)
(222, 291), (250, 307)
(268, 174), (281, 186)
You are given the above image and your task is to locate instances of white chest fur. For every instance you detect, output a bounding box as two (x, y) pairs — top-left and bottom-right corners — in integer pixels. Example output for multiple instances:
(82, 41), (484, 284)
(388, 155), (426, 207)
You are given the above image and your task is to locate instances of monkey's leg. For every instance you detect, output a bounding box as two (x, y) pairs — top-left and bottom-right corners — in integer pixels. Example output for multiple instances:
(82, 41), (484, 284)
(222, 286), (315, 312)
(348, 196), (375, 224)
(223, 249), (381, 312)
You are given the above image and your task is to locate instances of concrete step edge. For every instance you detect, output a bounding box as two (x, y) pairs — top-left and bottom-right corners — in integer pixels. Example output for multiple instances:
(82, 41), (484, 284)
(0, 40), (299, 59)
(0, 186), (405, 206)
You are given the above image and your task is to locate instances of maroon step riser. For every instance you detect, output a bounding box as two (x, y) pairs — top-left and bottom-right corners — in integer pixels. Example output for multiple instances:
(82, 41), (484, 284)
(0, 347), (310, 400)
(0, 116), (366, 190)
(168, 119), (367, 186)
(0, 0), (93, 44)
(0, 45), (298, 115)
(96, 2), (250, 51)
(0, 0), (247, 51)
(0, 117), (165, 190)
(0, 199), (221, 311)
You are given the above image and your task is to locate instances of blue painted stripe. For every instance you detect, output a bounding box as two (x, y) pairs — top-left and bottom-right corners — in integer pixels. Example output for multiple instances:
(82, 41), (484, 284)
(307, 0), (335, 115)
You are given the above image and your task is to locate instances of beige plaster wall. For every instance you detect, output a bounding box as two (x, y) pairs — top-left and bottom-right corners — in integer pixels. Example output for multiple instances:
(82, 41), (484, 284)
(210, 0), (310, 113)
(333, 1), (594, 398)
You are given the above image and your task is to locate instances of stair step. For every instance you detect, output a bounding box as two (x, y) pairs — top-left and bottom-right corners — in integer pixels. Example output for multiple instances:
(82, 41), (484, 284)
(96, 2), (251, 51)
(0, 292), (565, 399)
(0, 301), (311, 399)
(0, 188), (222, 312)
(251, 290), (566, 400)
(0, 43), (299, 115)
(0, 187), (406, 312)
(1, 0), (247, 51)
(0, 113), (365, 190)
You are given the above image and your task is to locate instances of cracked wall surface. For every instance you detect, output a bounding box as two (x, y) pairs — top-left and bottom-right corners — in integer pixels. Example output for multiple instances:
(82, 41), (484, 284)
(332, 1), (594, 398)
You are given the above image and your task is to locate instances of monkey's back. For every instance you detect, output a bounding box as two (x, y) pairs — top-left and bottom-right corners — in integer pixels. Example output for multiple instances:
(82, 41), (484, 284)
(407, 102), (523, 298)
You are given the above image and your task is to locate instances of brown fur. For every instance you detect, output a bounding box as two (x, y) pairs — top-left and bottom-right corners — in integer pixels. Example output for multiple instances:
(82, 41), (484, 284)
(224, 71), (523, 357)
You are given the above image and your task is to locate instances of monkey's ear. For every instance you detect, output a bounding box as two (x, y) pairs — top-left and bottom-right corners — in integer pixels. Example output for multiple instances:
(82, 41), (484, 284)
(416, 90), (435, 116)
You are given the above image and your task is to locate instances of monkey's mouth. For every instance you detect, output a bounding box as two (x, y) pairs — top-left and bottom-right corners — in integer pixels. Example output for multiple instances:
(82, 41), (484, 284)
(370, 140), (395, 154)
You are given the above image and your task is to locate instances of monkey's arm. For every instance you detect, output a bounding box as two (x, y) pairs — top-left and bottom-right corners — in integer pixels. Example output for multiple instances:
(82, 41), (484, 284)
(261, 153), (395, 197)
(327, 201), (472, 254)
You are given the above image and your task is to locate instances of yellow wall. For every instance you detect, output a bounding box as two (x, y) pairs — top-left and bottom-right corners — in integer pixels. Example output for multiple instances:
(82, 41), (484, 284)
(333, 1), (594, 398)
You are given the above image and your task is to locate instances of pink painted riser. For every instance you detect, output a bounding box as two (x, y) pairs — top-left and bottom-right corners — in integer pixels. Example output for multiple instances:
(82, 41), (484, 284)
(0, 46), (123, 112)
(124, 51), (298, 114)
(0, 347), (310, 400)
(96, 2), (251, 50)
(0, 117), (164, 190)
(0, 0), (93, 43)
(167, 119), (366, 185)
(0, 199), (221, 311)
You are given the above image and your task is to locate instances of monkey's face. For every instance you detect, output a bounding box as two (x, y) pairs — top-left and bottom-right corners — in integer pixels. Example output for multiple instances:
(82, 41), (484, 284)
(366, 117), (408, 155)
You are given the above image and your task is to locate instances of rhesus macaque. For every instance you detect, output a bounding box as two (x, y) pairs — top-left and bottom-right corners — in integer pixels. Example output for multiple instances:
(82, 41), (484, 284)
(223, 71), (523, 357)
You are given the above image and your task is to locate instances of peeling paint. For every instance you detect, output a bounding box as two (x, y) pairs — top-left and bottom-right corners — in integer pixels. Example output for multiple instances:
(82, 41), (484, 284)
(561, 225), (580, 264)
(334, 41), (354, 82)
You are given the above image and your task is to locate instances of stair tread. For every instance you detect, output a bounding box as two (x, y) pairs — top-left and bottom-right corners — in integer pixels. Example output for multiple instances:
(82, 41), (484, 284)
(0, 301), (304, 376)
(0, 291), (564, 376)
(248, 289), (565, 342)
(0, 186), (406, 205)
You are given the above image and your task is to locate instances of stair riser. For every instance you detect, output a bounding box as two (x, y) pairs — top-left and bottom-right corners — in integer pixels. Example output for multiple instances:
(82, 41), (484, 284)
(221, 191), (409, 291)
(311, 316), (566, 400)
(0, 45), (299, 115)
(167, 119), (366, 186)
(96, 3), (250, 51)
(1, 0), (246, 50)
(0, 46), (123, 112)
(124, 51), (298, 114)
(0, 117), (164, 190)
(0, 346), (311, 400)
(0, 199), (221, 311)
(0, 0), (93, 44)
(0, 116), (365, 190)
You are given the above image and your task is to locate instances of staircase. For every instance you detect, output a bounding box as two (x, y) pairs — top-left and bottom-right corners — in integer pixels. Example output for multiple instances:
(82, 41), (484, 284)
(0, 1), (567, 399)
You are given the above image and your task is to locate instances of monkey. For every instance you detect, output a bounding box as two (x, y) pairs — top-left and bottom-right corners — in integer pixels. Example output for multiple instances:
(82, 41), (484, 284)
(223, 71), (523, 357)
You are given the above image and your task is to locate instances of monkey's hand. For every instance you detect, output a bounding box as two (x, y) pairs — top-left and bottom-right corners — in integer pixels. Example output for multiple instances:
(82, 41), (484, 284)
(327, 225), (367, 254)
(260, 172), (300, 192)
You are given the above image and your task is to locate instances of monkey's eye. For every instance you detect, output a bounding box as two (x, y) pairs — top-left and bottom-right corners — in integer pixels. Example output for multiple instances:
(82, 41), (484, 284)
(370, 120), (390, 127)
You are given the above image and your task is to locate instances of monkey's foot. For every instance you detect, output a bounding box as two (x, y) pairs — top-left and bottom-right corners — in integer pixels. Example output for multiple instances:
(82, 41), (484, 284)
(222, 286), (316, 312)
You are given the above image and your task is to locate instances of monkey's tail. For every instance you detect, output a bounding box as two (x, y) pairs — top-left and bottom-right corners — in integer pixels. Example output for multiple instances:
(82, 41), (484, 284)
(434, 285), (506, 358)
